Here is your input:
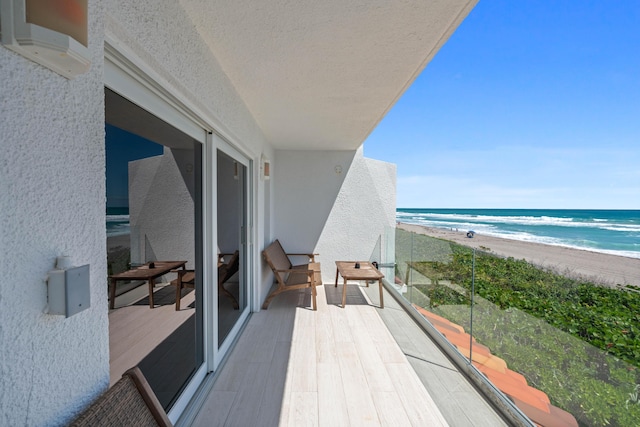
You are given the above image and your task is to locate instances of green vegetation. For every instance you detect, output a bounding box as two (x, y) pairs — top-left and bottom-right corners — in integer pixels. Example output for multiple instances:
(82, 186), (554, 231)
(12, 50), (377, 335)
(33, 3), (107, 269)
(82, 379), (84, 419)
(395, 229), (640, 426)
(433, 297), (640, 426)
(423, 283), (470, 307)
(419, 246), (640, 367)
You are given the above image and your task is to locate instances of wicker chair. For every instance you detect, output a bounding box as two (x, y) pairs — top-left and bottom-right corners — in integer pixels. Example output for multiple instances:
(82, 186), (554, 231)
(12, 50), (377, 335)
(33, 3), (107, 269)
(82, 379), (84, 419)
(69, 367), (171, 427)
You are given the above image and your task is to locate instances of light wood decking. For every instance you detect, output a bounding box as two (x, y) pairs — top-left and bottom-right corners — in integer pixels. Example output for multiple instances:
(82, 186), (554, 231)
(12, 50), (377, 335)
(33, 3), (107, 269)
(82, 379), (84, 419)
(358, 285), (508, 427)
(192, 283), (452, 426)
(111, 279), (507, 426)
(109, 286), (196, 385)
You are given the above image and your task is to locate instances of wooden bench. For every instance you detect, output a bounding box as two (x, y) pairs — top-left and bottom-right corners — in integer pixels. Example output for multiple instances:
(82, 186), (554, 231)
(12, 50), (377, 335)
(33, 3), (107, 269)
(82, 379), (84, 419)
(171, 251), (240, 311)
(262, 239), (321, 310)
(69, 367), (172, 427)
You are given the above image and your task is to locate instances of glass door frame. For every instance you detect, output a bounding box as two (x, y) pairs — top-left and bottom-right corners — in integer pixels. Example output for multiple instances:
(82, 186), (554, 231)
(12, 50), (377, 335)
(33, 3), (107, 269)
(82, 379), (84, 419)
(210, 132), (253, 368)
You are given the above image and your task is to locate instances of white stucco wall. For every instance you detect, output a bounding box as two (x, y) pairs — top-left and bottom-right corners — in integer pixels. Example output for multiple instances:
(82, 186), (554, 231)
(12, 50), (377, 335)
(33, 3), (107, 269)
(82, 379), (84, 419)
(129, 148), (197, 269)
(0, 2), (109, 425)
(272, 148), (396, 286)
(316, 152), (397, 277)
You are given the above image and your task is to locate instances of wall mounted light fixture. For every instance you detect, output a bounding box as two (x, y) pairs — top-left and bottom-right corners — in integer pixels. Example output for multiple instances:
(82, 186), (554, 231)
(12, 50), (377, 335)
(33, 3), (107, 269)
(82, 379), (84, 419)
(0, 0), (90, 78)
(260, 154), (270, 180)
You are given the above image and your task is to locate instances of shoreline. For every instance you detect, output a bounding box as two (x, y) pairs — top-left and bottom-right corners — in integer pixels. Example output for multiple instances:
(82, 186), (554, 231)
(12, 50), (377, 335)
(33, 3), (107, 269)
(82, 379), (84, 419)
(398, 223), (640, 287)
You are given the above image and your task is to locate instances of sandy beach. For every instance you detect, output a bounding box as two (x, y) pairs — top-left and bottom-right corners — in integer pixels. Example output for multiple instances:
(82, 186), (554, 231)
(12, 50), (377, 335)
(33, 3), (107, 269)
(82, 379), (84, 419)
(398, 223), (640, 288)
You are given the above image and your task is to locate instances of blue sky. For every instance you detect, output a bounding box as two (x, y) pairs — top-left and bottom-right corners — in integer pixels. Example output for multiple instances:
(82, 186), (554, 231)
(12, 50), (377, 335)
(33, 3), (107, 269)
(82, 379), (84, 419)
(364, 1), (640, 209)
(106, 124), (163, 208)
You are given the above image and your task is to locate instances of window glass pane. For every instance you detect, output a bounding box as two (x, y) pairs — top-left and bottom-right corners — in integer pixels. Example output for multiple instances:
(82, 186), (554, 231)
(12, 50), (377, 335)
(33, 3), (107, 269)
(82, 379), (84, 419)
(217, 150), (247, 345)
(106, 89), (203, 410)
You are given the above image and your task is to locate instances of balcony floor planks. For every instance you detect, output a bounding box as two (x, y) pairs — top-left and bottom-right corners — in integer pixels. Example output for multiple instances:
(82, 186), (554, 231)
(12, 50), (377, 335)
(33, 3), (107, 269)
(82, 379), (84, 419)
(192, 283), (455, 427)
(109, 289), (196, 385)
(360, 284), (509, 427)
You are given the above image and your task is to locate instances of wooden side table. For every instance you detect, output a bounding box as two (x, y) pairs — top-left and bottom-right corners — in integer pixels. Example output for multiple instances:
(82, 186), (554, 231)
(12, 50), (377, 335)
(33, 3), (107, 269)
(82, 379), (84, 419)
(334, 261), (384, 308)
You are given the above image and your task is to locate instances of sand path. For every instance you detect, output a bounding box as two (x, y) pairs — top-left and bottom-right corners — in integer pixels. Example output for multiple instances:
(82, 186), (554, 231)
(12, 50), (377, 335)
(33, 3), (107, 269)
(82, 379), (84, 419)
(398, 223), (640, 287)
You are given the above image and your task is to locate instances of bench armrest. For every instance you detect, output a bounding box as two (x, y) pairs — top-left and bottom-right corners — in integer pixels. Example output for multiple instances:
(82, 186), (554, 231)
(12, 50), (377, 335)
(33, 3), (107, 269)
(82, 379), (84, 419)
(286, 253), (319, 262)
(275, 268), (314, 275)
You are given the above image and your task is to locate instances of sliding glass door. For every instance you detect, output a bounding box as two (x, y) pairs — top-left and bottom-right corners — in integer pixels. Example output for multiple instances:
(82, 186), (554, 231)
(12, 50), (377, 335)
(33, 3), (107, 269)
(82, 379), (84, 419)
(105, 52), (255, 419)
(105, 88), (205, 415)
(215, 142), (251, 358)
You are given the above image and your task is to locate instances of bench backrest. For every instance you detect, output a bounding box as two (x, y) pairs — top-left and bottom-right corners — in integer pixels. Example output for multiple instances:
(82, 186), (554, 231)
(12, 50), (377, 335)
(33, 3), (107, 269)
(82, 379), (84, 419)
(219, 250), (240, 285)
(263, 239), (292, 273)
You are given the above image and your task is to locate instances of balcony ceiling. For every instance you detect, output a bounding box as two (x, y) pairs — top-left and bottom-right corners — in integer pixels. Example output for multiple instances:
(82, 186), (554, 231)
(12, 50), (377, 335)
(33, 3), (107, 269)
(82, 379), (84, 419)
(179, 0), (477, 150)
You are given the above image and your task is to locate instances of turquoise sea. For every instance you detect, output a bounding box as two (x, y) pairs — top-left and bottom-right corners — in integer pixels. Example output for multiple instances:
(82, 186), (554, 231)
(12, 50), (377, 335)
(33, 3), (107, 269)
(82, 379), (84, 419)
(397, 209), (640, 259)
(106, 207), (130, 237)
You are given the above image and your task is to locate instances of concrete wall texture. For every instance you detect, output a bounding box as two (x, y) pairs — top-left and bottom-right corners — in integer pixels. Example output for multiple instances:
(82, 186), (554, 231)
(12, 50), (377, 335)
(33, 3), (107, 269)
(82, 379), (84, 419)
(317, 152), (397, 274)
(0, 2), (109, 426)
(129, 148), (197, 269)
(273, 148), (396, 282)
(0, 2), (397, 425)
(106, 1), (267, 155)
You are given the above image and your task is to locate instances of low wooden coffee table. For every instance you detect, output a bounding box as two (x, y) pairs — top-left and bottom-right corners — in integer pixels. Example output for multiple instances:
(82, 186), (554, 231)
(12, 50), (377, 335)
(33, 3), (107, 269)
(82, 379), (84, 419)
(109, 261), (187, 309)
(334, 261), (384, 308)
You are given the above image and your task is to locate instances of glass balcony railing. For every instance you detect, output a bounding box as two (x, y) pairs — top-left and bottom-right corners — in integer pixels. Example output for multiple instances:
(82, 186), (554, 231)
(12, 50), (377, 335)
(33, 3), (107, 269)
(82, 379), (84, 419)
(380, 226), (640, 427)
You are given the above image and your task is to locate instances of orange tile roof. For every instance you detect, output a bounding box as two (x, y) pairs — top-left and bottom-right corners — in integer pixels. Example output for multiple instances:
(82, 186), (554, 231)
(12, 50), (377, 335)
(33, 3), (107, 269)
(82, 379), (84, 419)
(413, 304), (578, 427)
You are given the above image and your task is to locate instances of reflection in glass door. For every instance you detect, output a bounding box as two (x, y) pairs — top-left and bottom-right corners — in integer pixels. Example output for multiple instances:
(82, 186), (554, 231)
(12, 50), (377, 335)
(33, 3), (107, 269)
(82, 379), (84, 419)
(217, 149), (249, 346)
(105, 88), (204, 413)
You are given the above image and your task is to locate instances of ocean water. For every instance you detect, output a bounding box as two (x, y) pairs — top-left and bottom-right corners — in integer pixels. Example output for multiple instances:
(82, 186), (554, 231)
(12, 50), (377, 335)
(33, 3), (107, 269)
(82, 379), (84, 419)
(397, 209), (640, 259)
(106, 207), (130, 237)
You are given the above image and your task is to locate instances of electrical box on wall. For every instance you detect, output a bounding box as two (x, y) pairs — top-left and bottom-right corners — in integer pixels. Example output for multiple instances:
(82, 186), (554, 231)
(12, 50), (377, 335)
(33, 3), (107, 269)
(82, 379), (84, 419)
(47, 258), (90, 318)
